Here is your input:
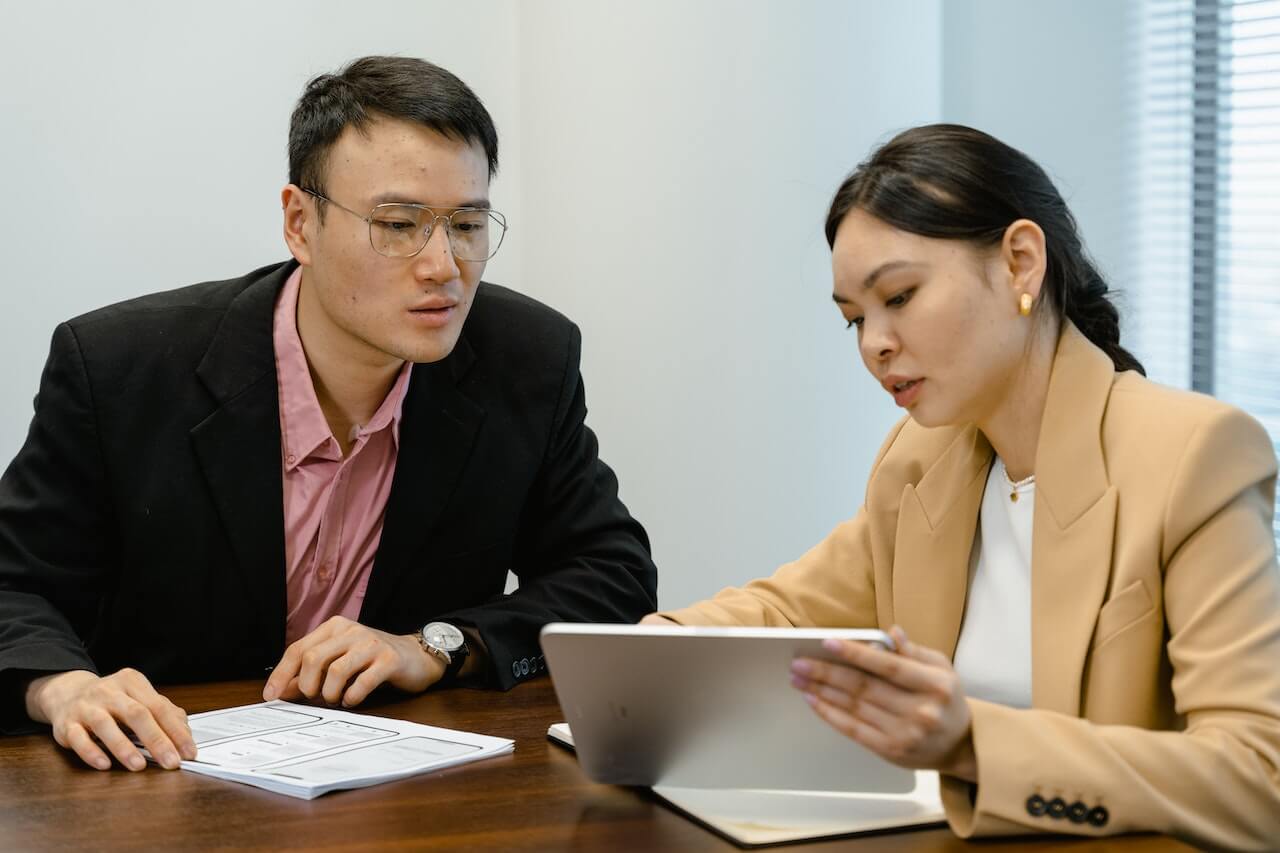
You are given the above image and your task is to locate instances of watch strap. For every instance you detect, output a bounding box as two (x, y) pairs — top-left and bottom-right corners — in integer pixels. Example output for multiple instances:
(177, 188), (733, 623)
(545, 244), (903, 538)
(441, 640), (468, 683)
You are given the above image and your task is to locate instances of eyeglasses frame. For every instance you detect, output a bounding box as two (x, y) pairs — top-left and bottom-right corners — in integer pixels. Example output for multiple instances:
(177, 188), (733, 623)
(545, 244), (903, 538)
(301, 188), (507, 262)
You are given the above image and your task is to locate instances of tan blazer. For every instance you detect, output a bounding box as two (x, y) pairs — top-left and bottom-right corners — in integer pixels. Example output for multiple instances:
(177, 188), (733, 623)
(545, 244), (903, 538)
(662, 324), (1280, 849)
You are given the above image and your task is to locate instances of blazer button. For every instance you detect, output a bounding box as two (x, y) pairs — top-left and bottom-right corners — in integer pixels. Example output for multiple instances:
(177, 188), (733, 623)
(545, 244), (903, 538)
(1067, 801), (1089, 824)
(1046, 797), (1067, 820)
(1025, 794), (1047, 817)
(1086, 806), (1110, 827)
(512, 661), (521, 678)
(520, 658), (530, 676)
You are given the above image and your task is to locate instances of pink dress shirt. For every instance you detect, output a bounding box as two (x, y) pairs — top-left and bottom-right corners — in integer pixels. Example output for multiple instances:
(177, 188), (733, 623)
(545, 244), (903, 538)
(273, 268), (413, 645)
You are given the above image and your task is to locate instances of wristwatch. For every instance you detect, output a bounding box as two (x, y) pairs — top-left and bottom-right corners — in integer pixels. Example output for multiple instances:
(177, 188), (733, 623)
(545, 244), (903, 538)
(419, 621), (469, 683)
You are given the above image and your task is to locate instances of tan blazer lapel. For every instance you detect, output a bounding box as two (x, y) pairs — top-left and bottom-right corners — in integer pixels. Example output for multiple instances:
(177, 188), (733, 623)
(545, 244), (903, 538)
(893, 427), (992, 658)
(1031, 325), (1119, 715)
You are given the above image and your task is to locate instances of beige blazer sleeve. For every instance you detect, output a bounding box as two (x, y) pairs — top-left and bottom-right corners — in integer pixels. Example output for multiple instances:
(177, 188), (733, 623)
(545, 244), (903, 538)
(943, 405), (1280, 849)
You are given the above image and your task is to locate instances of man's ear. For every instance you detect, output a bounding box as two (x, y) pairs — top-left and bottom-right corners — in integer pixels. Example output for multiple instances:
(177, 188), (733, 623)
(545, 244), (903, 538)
(281, 184), (314, 266)
(1001, 218), (1047, 306)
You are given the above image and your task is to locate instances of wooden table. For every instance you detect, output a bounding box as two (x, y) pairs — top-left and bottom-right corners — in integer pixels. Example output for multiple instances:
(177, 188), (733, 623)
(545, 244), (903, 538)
(0, 678), (1193, 851)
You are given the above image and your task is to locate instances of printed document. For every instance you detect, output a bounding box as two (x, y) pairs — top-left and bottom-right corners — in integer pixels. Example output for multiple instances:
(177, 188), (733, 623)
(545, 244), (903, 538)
(149, 701), (513, 799)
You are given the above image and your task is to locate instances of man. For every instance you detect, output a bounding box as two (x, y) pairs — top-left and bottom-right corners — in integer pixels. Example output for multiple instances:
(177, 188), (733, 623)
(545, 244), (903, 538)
(0, 56), (656, 772)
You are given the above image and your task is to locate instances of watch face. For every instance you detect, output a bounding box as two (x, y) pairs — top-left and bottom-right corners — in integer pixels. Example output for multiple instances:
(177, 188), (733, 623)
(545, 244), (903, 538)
(423, 621), (464, 652)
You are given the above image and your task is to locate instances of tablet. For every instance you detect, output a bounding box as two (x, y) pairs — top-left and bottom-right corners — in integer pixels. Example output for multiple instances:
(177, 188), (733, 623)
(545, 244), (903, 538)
(540, 623), (916, 793)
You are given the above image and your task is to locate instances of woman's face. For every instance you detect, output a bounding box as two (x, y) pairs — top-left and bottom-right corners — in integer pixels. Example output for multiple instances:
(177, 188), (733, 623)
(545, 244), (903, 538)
(830, 208), (1033, 429)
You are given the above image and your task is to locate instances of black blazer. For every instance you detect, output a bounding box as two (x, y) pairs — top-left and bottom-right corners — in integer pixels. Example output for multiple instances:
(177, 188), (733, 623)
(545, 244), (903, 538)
(0, 260), (656, 723)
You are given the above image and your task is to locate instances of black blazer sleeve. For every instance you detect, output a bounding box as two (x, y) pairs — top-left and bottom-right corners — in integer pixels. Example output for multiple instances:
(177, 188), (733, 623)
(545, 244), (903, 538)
(0, 324), (111, 731)
(440, 324), (657, 689)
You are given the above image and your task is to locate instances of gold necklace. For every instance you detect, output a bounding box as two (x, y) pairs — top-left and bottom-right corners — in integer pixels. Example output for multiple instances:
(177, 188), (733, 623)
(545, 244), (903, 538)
(1001, 466), (1036, 503)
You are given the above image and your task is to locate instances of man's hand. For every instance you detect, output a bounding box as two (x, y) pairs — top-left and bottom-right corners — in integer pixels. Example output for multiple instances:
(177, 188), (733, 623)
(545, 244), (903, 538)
(788, 626), (978, 782)
(263, 616), (444, 707)
(638, 613), (677, 626)
(25, 668), (196, 772)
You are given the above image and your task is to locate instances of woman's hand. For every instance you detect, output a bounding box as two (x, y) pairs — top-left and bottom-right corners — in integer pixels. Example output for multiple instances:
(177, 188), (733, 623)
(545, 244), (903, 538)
(789, 626), (977, 782)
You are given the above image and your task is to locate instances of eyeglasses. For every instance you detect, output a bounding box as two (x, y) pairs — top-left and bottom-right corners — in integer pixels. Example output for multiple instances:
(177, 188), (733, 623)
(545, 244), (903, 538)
(302, 189), (508, 262)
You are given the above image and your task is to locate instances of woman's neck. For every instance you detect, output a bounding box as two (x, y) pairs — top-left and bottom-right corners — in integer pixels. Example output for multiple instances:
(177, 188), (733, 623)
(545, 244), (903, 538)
(977, 326), (1059, 483)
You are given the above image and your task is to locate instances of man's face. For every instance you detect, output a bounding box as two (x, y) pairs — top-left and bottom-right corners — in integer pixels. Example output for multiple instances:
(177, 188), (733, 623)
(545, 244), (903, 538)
(288, 116), (490, 369)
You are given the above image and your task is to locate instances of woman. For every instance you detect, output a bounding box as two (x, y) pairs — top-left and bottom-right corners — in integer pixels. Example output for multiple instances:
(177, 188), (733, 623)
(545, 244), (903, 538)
(645, 125), (1280, 848)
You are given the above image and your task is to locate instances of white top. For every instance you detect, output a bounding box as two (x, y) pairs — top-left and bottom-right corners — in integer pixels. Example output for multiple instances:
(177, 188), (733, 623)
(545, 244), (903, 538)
(950, 457), (1034, 709)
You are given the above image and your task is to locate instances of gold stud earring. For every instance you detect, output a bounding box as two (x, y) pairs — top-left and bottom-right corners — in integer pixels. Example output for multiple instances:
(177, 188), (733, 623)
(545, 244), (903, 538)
(1019, 292), (1033, 316)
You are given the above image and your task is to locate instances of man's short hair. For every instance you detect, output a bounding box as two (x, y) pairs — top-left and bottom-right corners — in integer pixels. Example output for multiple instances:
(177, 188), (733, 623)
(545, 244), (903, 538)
(288, 55), (499, 207)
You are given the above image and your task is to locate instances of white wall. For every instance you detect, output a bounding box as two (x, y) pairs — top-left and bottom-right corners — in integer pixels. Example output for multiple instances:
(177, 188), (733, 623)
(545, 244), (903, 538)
(516, 0), (940, 606)
(2, 2), (944, 610)
(941, 0), (1133, 324)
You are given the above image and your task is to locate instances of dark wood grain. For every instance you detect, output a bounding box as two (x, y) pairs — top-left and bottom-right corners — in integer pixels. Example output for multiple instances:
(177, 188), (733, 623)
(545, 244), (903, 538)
(0, 679), (1194, 851)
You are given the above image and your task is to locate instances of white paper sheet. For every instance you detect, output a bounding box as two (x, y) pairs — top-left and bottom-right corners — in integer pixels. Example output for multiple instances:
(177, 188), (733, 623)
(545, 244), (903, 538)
(148, 700), (513, 800)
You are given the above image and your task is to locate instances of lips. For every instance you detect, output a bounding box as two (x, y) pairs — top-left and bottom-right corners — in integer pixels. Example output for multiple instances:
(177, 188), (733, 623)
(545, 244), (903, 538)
(881, 375), (924, 408)
(407, 301), (458, 329)
(409, 299), (457, 312)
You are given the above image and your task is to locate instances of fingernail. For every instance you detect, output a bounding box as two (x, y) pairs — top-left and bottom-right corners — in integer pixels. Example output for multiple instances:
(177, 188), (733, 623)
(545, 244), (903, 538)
(182, 743), (198, 761)
(789, 674), (810, 690)
(263, 685), (277, 701)
(822, 638), (842, 652)
(93, 757), (111, 770)
(160, 751), (179, 769)
(790, 659), (813, 675)
(802, 692), (818, 707)
(128, 755), (146, 771)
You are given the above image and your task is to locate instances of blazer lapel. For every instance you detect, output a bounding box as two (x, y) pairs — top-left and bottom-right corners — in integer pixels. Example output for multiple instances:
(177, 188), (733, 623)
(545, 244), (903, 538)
(892, 427), (992, 659)
(360, 336), (485, 622)
(1030, 325), (1118, 715)
(190, 263), (292, 649)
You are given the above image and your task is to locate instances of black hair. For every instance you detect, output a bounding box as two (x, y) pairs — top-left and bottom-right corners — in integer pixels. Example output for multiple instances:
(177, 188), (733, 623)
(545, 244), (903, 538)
(288, 55), (498, 215)
(825, 124), (1143, 375)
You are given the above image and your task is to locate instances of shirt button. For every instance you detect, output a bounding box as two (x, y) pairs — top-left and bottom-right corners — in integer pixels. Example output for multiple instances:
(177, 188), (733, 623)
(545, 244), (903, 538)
(286, 454), (297, 465)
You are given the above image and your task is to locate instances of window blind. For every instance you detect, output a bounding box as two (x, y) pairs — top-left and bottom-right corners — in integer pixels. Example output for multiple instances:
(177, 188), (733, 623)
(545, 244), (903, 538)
(1132, 0), (1280, 534)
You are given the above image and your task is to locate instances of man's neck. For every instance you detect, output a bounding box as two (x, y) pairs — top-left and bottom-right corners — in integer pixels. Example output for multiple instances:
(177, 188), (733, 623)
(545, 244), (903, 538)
(295, 278), (403, 456)
(308, 360), (401, 457)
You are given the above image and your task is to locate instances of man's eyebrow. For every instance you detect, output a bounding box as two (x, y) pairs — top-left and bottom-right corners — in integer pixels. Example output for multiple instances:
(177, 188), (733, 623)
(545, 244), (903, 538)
(371, 192), (491, 209)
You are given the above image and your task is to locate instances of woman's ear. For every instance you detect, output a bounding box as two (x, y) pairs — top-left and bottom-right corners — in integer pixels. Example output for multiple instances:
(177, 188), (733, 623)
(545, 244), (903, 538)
(1001, 218), (1047, 304)
(281, 184), (314, 266)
